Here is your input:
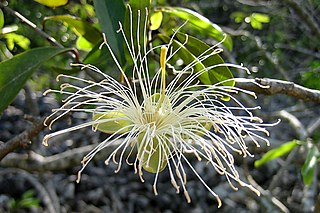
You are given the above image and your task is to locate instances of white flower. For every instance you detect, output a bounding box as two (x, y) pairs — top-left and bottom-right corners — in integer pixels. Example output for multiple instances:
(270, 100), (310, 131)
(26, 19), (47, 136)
(43, 6), (277, 207)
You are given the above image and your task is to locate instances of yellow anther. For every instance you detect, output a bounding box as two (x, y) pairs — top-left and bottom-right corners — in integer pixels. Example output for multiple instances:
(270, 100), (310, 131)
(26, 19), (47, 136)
(160, 46), (167, 92)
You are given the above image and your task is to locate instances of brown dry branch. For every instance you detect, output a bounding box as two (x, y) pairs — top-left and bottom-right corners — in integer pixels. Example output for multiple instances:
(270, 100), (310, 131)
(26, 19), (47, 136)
(0, 116), (45, 161)
(236, 78), (320, 104)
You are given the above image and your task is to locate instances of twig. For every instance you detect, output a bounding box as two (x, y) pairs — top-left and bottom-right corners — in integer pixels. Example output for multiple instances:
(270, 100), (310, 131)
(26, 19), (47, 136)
(275, 43), (320, 60)
(282, 0), (320, 37)
(0, 116), (46, 161)
(276, 110), (308, 140)
(0, 141), (123, 172)
(236, 78), (320, 103)
(246, 175), (290, 213)
(307, 117), (320, 135)
(267, 147), (299, 191)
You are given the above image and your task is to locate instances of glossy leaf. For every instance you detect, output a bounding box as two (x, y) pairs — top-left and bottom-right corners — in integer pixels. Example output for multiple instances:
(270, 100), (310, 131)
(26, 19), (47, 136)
(301, 145), (319, 186)
(0, 47), (72, 113)
(44, 15), (101, 45)
(92, 111), (132, 134)
(158, 6), (233, 51)
(50, 66), (81, 75)
(254, 140), (300, 168)
(150, 11), (163, 30)
(0, 9), (4, 29)
(175, 33), (234, 86)
(159, 34), (224, 86)
(33, 0), (68, 7)
(161, 34), (209, 83)
(93, 0), (126, 66)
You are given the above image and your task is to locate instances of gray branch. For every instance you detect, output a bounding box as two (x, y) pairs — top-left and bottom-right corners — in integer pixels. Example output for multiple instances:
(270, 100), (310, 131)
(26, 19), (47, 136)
(236, 78), (320, 103)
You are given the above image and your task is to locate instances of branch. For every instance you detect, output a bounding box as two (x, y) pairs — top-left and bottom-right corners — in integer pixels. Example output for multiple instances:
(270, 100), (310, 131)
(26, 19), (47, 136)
(0, 142), (122, 172)
(0, 116), (46, 161)
(236, 78), (320, 103)
(282, 0), (320, 37)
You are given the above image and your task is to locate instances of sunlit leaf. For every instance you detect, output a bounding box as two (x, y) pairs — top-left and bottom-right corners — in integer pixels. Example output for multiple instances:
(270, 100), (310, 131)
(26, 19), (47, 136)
(33, 0), (68, 7)
(254, 140), (300, 167)
(0, 9), (4, 29)
(4, 33), (30, 50)
(44, 15), (101, 45)
(250, 19), (263, 30)
(158, 6), (233, 51)
(0, 47), (72, 113)
(76, 36), (94, 51)
(150, 11), (163, 30)
(301, 145), (319, 186)
(230, 12), (246, 23)
(251, 13), (270, 23)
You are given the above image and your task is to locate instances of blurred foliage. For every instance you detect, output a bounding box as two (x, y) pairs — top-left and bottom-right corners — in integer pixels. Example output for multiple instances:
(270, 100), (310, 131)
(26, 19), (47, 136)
(8, 190), (41, 211)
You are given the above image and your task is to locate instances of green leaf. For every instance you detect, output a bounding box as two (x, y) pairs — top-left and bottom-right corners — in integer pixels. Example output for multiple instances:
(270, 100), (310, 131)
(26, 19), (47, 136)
(0, 9), (4, 29)
(251, 13), (270, 23)
(43, 15), (101, 45)
(93, 0), (126, 66)
(92, 111), (133, 134)
(158, 34), (209, 84)
(301, 145), (319, 186)
(50, 66), (81, 75)
(250, 19), (263, 30)
(33, 0), (68, 7)
(230, 12), (246, 23)
(0, 47), (72, 113)
(158, 6), (233, 51)
(4, 33), (30, 50)
(76, 36), (94, 51)
(159, 34), (233, 87)
(150, 11), (163, 30)
(175, 32), (234, 86)
(83, 38), (115, 76)
(254, 140), (300, 168)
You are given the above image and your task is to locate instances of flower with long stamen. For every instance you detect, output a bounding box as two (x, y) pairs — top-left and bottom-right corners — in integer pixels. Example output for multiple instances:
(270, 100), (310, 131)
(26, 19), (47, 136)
(43, 6), (277, 207)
